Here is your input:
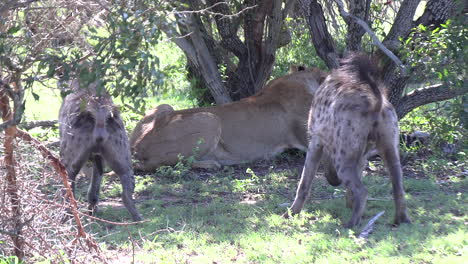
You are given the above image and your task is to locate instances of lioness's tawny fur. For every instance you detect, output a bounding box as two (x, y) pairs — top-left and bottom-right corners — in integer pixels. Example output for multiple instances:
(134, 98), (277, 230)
(130, 68), (327, 171)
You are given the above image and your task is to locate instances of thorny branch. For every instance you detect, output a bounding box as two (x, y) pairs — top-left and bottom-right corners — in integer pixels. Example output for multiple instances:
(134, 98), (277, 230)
(14, 128), (100, 251)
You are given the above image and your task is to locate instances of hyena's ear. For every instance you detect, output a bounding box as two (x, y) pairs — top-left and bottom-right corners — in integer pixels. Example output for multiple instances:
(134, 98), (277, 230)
(289, 65), (306, 73)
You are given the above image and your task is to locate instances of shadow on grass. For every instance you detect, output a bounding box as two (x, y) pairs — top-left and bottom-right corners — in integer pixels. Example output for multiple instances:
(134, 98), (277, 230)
(77, 154), (466, 263)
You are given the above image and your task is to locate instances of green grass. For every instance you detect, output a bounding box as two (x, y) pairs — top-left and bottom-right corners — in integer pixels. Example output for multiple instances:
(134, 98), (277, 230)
(24, 81), (62, 121)
(67, 156), (467, 264)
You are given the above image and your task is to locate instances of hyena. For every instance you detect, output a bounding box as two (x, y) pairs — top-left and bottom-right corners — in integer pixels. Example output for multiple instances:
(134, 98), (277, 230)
(59, 80), (142, 221)
(286, 53), (411, 228)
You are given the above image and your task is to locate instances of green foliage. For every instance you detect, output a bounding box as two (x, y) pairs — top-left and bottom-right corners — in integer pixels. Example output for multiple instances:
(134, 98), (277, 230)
(52, 5), (166, 110)
(401, 18), (466, 89)
(152, 41), (192, 99)
(400, 98), (467, 159)
(400, 18), (467, 159)
(0, 256), (19, 264)
(152, 138), (204, 181)
(273, 18), (328, 77)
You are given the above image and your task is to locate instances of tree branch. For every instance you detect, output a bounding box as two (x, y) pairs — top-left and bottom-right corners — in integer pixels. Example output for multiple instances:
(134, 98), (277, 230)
(397, 81), (468, 119)
(383, 0), (421, 50)
(358, 211), (385, 239)
(282, 0), (298, 19)
(0, 119), (17, 132)
(303, 0), (339, 69)
(253, 0), (283, 92)
(345, 0), (367, 52)
(18, 119), (58, 130)
(0, 76), (25, 133)
(159, 23), (199, 66)
(207, 0), (247, 57)
(0, 0), (39, 13)
(334, 0), (407, 74)
(14, 128), (100, 251)
(415, 0), (456, 28)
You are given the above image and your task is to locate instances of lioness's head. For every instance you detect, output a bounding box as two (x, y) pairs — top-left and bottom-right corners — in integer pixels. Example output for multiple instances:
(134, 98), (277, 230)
(130, 104), (174, 170)
(289, 65), (328, 84)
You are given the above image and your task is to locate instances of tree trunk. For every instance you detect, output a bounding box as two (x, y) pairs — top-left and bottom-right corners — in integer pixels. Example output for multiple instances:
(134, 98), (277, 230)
(381, 0), (421, 107)
(166, 0), (294, 104)
(302, 0), (340, 69)
(159, 7), (232, 104)
(344, 0), (369, 52)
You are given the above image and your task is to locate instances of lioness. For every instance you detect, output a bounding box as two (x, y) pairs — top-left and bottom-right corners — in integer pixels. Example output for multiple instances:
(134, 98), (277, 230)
(130, 68), (327, 171)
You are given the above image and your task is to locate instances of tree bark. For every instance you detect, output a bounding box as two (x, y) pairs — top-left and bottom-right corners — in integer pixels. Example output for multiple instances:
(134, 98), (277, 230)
(187, 14), (232, 104)
(382, 0), (460, 108)
(345, 0), (368, 52)
(167, 0), (294, 103)
(380, 0), (421, 106)
(303, 0), (339, 69)
(253, 0), (284, 92)
(159, 14), (232, 104)
(397, 82), (468, 119)
(415, 0), (456, 28)
(19, 119), (58, 130)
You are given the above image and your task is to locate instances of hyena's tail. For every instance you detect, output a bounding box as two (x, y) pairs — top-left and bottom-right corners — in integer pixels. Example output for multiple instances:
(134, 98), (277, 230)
(341, 53), (383, 112)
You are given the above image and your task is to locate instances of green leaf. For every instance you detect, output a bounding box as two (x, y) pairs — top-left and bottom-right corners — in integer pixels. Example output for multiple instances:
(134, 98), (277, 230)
(60, 90), (73, 98)
(7, 25), (21, 34)
(32, 92), (40, 101)
(47, 64), (56, 77)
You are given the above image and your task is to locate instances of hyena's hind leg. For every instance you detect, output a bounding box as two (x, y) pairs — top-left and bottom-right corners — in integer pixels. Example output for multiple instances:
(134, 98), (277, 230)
(321, 154), (342, 186)
(286, 137), (324, 217)
(376, 117), (411, 225)
(87, 154), (104, 215)
(104, 138), (143, 221)
(338, 161), (368, 228)
(60, 141), (91, 194)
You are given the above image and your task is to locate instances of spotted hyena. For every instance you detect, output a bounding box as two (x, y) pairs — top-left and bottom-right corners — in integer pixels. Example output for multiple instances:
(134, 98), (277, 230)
(59, 80), (142, 221)
(286, 53), (411, 228)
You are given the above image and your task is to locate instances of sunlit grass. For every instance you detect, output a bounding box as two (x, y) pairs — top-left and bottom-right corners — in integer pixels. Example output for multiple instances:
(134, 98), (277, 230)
(69, 156), (468, 263)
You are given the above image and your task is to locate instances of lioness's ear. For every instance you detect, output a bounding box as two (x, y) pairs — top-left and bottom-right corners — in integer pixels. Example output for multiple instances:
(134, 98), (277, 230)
(289, 65), (306, 73)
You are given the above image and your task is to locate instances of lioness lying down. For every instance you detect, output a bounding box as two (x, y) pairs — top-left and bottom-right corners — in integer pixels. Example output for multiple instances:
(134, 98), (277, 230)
(130, 68), (327, 171)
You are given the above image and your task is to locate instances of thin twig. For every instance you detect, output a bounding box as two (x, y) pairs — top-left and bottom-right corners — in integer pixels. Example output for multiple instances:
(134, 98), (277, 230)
(334, 0), (407, 75)
(79, 211), (149, 226)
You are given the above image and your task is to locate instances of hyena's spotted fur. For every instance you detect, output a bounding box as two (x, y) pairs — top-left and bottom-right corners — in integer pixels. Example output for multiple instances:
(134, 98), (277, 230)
(59, 80), (142, 221)
(286, 53), (411, 228)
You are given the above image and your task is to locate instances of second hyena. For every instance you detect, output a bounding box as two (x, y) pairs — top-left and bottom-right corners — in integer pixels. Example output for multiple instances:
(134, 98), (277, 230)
(59, 80), (142, 221)
(286, 53), (411, 228)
